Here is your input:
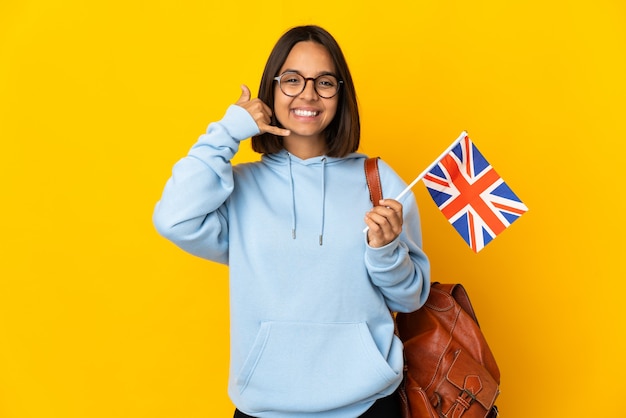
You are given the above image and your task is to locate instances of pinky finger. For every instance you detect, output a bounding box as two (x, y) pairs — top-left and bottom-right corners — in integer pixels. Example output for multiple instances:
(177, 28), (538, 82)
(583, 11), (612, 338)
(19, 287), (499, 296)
(264, 125), (291, 137)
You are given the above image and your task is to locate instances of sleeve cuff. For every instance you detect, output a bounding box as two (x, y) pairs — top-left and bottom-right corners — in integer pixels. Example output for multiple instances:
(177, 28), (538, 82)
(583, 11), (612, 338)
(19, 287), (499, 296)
(220, 104), (261, 140)
(364, 235), (402, 268)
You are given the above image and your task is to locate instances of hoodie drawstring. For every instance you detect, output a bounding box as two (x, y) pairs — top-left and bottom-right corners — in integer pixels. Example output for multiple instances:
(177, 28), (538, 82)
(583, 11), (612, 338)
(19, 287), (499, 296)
(286, 153), (327, 246)
(287, 153), (297, 240)
(319, 157), (327, 246)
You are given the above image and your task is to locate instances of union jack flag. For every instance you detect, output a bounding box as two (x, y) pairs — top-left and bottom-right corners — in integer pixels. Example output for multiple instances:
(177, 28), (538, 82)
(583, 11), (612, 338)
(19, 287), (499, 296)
(422, 134), (528, 252)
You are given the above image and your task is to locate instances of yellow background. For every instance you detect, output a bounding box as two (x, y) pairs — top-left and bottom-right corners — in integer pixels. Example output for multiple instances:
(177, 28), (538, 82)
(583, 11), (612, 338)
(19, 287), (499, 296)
(1, 1), (625, 417)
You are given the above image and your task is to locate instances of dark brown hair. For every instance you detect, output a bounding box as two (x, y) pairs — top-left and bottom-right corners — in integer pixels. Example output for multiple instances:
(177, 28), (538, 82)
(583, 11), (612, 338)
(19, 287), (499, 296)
(251, 25), (360, 157)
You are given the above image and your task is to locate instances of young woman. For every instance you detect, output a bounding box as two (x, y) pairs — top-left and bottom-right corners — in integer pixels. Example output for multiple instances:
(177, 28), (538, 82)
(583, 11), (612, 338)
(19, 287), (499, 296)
(153, 25), (430, 418)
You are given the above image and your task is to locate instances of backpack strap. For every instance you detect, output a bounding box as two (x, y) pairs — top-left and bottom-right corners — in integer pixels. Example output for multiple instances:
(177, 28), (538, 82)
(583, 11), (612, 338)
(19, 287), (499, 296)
(434, 283), (481, 327)
(365, 157), (412, 417)
(364, 157), (383, 206)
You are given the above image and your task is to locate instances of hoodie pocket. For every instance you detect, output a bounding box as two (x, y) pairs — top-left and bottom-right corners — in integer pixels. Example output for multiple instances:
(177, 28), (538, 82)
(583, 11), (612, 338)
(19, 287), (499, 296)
(235, 321), (400, 413)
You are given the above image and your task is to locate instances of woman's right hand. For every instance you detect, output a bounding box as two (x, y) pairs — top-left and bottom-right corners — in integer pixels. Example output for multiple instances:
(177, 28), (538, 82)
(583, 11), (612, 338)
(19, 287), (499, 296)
(236, 85), (291, 137)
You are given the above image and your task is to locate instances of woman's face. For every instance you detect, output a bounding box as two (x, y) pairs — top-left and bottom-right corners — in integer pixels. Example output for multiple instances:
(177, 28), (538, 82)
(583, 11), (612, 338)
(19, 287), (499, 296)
(274, 41), (339, 150)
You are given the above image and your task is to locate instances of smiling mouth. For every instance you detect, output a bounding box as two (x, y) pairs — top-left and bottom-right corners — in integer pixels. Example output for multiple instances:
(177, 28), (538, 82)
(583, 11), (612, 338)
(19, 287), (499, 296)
(293, 109), (320, 117)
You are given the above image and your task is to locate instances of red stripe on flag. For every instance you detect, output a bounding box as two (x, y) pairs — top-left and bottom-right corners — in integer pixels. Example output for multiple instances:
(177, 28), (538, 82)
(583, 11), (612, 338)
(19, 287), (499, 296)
(439, 154), (507, 236)
(423, 173), (449, 188)
(492, 201), (526, 215)
(468, 211), (477, 252)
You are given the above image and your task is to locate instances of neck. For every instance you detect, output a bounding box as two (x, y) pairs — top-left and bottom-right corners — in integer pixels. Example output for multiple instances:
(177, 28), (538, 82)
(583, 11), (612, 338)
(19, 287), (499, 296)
(284, 136), (327, 160)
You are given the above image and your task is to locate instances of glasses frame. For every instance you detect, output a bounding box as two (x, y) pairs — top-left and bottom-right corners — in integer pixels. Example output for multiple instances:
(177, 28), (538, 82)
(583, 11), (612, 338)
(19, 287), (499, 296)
(273, 71), (343, 99)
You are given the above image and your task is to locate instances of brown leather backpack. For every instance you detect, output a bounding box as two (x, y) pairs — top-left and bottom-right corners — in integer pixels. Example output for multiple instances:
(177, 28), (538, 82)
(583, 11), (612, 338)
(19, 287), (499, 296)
(364, 158), (501, 418)
(395, 283), (500, 418)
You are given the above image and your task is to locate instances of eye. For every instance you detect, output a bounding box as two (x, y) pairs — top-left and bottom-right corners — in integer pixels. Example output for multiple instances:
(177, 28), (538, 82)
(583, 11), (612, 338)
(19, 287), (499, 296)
(317, 76), (337, 89)
(281, 73), (303, 85)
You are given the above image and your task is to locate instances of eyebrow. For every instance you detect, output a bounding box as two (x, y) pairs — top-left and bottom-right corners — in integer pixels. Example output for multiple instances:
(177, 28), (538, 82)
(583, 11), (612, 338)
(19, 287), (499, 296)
(281, 69), (338, 78)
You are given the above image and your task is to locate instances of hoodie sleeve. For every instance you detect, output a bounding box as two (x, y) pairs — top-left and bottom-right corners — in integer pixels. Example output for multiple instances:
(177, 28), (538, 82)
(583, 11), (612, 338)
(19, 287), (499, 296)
(152, 105), (260, 264)
(364, 160), (431, 313)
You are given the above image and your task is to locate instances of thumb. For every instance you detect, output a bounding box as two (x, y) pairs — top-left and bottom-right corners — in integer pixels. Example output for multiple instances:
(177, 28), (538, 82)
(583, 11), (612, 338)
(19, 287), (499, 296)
(236, 84), (251, 105)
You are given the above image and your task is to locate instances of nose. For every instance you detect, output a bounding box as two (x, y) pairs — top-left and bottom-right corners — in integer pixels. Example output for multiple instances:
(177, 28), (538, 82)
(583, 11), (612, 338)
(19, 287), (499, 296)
(300, 78), (319, 100)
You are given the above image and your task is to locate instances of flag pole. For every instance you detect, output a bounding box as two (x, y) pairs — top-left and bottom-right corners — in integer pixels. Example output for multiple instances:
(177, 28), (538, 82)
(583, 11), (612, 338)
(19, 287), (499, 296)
(363, 130), (467, 234)
(393, 130), (467, 202)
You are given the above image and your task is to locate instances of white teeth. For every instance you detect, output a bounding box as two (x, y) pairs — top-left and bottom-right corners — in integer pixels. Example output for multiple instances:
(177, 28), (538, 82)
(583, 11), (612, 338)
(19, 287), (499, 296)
(293, 109), (319, 117)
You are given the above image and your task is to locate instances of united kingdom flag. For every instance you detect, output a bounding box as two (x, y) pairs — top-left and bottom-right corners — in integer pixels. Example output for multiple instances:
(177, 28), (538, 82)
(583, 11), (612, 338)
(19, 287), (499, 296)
(422, 134), (528, 252)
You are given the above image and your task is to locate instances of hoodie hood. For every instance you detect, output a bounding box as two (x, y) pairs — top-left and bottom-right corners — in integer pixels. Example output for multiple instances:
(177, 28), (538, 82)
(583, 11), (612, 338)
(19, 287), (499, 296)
(262, 150), (367, 245)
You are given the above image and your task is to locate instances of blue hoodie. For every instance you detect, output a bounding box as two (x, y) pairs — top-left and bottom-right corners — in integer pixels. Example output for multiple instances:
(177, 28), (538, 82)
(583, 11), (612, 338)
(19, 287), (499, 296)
(153, 105), (430, 417)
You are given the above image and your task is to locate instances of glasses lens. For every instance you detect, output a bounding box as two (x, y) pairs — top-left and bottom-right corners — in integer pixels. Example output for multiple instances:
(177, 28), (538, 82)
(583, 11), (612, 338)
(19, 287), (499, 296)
(315, 75), (340, 98)
(277, 72), (341, 98)
(279, 73), (305, 97)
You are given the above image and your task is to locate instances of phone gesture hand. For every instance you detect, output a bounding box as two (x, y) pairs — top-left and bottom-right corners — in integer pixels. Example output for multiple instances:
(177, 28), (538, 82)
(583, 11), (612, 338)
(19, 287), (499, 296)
(236, 85), (290, 137)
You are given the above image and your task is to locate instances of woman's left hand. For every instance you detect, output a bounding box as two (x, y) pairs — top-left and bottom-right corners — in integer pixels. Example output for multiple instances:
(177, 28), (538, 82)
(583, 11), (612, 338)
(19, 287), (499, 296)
(364, 199), (403, 248)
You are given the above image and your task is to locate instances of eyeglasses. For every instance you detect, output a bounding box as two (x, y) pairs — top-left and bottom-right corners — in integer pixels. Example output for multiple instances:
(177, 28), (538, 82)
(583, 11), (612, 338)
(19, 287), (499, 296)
(274, 71), (343, 99)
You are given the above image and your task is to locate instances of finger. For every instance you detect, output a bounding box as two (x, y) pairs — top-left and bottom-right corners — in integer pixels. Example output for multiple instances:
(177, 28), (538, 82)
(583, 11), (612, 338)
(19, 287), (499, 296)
(365, 210), (389, 229)
(236, 84), (251, 105)
(258, 99), (274, 117)
(364, 215), (382, 239)
(364, 214), (378, 229)
(379, 199), (402, 213)
(368, 207), (402, 234)
(377, 200), (403, 224)
(261, 123), (291, 137)
(364, 215), (392, 248)
(244, 98), (274, 121)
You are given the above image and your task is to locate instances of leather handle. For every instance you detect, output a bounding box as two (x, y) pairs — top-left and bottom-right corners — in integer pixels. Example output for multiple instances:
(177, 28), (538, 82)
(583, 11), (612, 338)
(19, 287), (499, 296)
(364, 157), (383, 206)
